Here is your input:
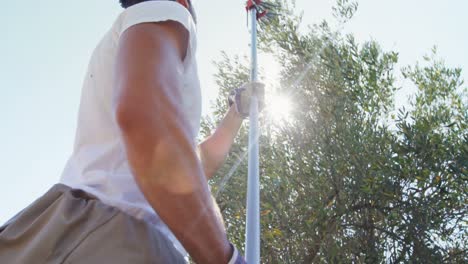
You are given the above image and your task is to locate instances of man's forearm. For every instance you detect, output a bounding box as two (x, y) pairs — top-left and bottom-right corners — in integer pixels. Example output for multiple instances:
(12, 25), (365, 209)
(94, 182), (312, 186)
(199, 105), (243, 179)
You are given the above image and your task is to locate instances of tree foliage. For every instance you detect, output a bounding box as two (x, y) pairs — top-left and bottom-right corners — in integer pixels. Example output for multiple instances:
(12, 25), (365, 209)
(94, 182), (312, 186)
(202, 1), (467, 263)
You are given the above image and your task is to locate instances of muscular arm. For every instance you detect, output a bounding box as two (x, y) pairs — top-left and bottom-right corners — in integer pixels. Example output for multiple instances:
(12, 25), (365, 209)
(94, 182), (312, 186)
(199, 105), (243, 180)
(114, 22), (231, 263)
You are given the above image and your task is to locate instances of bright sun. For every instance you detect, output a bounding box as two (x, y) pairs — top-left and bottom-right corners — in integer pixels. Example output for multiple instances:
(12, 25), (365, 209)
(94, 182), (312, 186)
(266, 94), (293, 124)
(259, 53), (294, 124)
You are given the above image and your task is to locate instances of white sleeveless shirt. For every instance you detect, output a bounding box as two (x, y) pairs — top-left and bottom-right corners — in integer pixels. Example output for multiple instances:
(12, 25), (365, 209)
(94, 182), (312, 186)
(59, 1), (201, 257)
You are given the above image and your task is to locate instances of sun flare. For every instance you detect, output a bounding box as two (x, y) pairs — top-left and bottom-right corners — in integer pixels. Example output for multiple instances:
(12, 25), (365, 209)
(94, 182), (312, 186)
(266, 94), (293, 124)
(258, 53), (294, 124)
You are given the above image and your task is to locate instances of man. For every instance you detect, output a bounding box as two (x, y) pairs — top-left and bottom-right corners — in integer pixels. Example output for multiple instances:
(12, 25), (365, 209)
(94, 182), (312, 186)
(0, 0), (263, 263)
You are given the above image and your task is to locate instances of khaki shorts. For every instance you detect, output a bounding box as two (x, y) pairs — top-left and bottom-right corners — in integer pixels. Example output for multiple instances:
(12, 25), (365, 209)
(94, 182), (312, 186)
(0, 184), (186, 264)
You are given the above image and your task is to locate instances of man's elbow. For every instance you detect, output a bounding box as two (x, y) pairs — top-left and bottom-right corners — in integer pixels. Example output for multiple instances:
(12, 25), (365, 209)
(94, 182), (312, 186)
(116, 104), (176, 188)
(115, 97), (137, 129)
(114, 98), (165, 167)
(116, 102), (131, 132)
(117, 107), (201, 194)
(115, 96), (156, 136)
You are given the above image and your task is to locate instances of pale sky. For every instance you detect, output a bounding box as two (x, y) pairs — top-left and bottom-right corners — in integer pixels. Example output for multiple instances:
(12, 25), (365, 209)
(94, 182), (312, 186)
(1, 0), (467, 224)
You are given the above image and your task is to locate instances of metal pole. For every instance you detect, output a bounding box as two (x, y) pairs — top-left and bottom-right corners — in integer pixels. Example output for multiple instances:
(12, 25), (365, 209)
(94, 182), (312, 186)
(245, 7), (260, 264)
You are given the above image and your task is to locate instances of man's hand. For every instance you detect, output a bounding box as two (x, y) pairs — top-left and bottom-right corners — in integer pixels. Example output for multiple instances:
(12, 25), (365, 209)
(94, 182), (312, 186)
(228, 82), (265, 118)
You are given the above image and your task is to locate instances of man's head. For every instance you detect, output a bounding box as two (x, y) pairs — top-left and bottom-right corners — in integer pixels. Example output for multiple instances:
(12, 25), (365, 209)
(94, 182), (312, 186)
(119, 0), (197, 23)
